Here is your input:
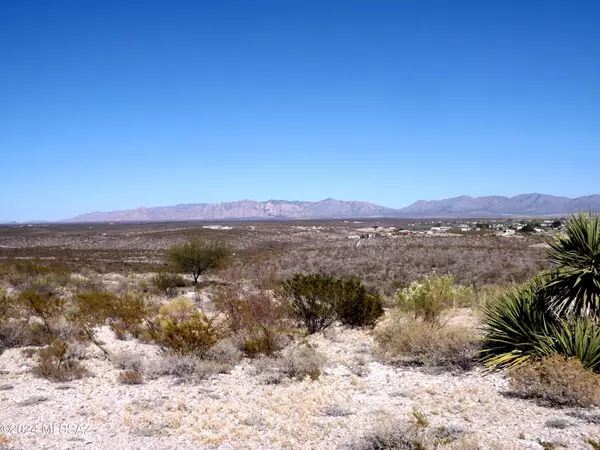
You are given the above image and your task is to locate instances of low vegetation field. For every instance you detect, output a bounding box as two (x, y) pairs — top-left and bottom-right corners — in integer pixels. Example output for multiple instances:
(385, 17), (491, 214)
(0, 217), (598, 450)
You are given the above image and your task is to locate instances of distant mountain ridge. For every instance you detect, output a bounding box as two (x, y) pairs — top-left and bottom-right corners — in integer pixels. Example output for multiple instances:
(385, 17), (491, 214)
(65, 194), (600, 222)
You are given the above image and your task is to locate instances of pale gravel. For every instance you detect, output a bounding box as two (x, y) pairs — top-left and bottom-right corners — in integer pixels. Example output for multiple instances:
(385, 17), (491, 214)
(1, 327), (599, 450)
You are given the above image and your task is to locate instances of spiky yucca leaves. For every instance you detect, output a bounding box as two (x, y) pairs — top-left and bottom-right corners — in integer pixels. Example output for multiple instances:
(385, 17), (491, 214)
(546, 317), (600, 373)
(480, 280), (558, 369)
(545, 211), (600, 317)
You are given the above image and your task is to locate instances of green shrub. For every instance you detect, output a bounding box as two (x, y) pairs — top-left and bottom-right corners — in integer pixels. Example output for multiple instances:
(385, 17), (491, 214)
(337, 277), (384, 328)
(508, 356), (600, 407)
(396, 274), (473, 325)
(147, 298), (220, 357)
(279, 274), (343, 333)
(18, 283), (66, 339)
(279, 273), (383, 333)
(72, 290), (149, 339)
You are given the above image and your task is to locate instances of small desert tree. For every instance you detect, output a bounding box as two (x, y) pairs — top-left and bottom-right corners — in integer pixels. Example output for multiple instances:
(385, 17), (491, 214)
(167, 238), (231, 284)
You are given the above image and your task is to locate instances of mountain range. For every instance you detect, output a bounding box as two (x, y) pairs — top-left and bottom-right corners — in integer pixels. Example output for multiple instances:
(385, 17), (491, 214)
(64, 194), (600, 222)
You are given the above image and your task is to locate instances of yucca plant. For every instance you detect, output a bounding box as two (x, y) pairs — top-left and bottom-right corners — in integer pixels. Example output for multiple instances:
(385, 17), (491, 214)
(544, 211), (600, 317)
(545, 317), (600, 373)
(480, 280), (558, 369)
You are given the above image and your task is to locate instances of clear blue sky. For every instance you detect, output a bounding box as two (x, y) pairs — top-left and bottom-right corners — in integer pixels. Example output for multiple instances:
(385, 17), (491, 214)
(1, 0), (599, 221)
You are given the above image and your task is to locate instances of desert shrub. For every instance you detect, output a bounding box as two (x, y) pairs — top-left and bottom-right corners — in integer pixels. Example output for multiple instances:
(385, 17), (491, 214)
(278, 274), (343, 334)
(147, 297), (220, 357)
(18, 283), (66, 340)
(118, 370), (144, 385)
(214, 282), (291, 357)
(396, 274), (473, 325)
(145, 354), (232, 380)
(336, 276), (384, 328)
(278, 344), (326, 380)
(375, 315), (480, 371)
(204, 338), (243, 365)
(167, 238), (231, 284)
(31, 340), (91, 382)
(111, 350), (146, 373)
(508, 356), (600, 407)
(72, 290), (150, 340)
(279, 273), (383, 333)
(0, 319), (32, 349)
(151, 270), (187, 297)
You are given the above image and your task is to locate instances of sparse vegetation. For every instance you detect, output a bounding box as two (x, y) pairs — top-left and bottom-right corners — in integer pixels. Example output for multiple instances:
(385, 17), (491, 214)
(375, 315), (480, 371)
(147, 297), (221, 357)
(396, 274), (473, 325)
(508, 356), (600, 407)
(151, 269), (187, 297)
(31, 340), (91, 382)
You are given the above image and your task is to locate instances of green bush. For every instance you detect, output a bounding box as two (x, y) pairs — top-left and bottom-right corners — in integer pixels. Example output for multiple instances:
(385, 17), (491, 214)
(337, 277), (384, 328)
(147, 298), (220, 357)
(279, 273), (383, 333)
(279, 274), (343, 334)
(396, 274), (473, 325)
(72, 290), (149, 339)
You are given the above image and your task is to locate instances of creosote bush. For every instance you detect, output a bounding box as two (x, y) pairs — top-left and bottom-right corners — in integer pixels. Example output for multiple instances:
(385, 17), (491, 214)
(31, 340), (91, 382)
(147, 297), (221, 357)
(508, 355), (600, 407)
(278, 273), (384, 334)
(72, 290), (150, 340)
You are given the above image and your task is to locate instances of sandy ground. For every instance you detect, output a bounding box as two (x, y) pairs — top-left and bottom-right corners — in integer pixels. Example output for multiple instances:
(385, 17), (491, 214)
(1, 323), (599, 450)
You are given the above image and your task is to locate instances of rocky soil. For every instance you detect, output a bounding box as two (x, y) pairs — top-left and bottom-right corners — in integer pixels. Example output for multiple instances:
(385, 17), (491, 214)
(1, 325), (599, 450)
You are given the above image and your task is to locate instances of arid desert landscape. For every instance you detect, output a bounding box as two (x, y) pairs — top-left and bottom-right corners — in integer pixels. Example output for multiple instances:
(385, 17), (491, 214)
(1, 218), (599, 450)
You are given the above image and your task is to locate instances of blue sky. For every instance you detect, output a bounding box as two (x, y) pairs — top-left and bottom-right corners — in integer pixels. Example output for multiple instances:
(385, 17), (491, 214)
(1, 0), (599, 221)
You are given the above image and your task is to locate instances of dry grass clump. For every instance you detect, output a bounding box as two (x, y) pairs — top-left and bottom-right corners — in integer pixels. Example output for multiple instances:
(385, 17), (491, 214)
(118, 370), (144, 385)
(374, 315), (480, 371)
(278, 343), (326, 381)
(350, 415), (472, 450)
(145, 354), (232, 381)
(31, 340), (91, 382)
(508, 356), (600, 407)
